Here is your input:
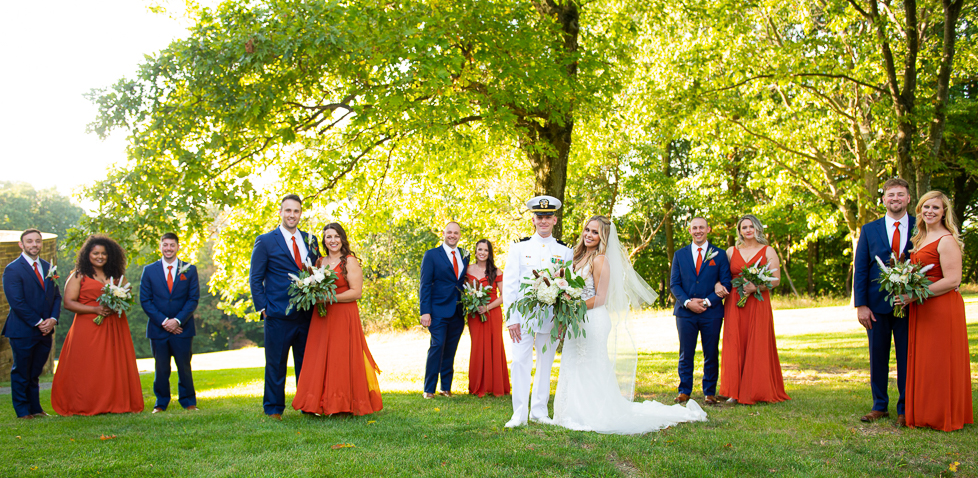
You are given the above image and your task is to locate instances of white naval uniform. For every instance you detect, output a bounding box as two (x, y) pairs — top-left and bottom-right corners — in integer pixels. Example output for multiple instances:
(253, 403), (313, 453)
(503, 233), (574, 423)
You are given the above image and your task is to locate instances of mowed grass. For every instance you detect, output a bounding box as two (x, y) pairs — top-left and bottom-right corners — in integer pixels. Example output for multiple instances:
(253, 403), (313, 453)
(2, 325), (976, 477)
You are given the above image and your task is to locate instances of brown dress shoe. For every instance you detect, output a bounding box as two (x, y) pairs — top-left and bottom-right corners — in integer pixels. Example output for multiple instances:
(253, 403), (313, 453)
(32, 412), (50, 418)
(897, 414), (906, 427)
(674, 393), (690, 404)
(422, 393), (435, 399)
(704, 395), (718, 405)
(17, 414), (34, 420)
(152, 407), (165, 414)
(267, 413), (283, 420)
(438, 391), (453, 398)
(860, 410), (889, 422)
(185, 406), (200, 411)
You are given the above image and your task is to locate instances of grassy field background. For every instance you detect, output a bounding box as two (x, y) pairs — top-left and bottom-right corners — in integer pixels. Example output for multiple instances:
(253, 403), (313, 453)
(1, 303), (976, 477)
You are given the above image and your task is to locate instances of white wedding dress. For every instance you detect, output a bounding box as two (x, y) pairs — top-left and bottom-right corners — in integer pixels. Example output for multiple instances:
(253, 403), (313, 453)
(553, 263), (707, 434)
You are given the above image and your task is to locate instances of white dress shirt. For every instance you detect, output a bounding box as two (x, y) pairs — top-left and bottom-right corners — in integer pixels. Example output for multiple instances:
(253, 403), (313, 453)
(21, 253), (55, 325)
(684, 242), (712, 309)
(442, 243), (463, 279)
(161, 258), (180, 325)
(884, 213), (910, 257)
(279, 225), (310, 265)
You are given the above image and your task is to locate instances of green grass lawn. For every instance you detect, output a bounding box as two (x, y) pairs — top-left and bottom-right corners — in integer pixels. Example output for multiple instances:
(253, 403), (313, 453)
(2, 326), (976, 477)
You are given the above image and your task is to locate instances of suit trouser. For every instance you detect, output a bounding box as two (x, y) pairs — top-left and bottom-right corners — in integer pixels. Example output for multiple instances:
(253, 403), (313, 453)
(263, 317), (310, 415)
(509, 330), (558, 421)
(425, 314), (465, 393)
(867, 311), (907, 415)
(151, 336), (196, 409)
(676, 314), (723, 396)
(7, 336), (51, 417)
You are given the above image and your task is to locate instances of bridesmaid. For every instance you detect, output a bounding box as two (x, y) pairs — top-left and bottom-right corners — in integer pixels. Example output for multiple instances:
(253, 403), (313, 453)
(717, 214), (790, 405)
(896, 191), (973, 431)
(292, 223), (382, 416)
(52, 235), (144, 416)
(465, 239), (510, 397)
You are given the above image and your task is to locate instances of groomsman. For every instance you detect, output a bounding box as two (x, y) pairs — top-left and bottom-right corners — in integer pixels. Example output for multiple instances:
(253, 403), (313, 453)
(419, 222), (469, 398)
(2, 229), (61, 419)
(139, 233), (200, 413)
(853, 177), (914, 426)
(250, 194), (320, 419)
(670, 217), (731, 405)
(502, 196), (573, 427)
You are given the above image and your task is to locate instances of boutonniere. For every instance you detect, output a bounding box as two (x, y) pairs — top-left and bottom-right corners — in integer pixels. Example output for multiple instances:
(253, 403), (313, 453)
(45, 265), (59, 281)
(705, 249), (720, 262)
(458, 247), (470, 261)
(178, 262), (193, 275)
(305, 231), (318, 252)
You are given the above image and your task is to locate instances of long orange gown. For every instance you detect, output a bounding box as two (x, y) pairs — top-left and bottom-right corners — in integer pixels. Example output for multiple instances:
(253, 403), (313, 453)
(292, 263), (382, 415)
(907, 235), (974, 431)
(466, 273), (510, 397)
(51, 275), (144, 415)
(718, 246), (790, 404)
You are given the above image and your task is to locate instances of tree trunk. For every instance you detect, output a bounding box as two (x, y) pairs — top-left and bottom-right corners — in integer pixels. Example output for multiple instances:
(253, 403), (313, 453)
(807, 241), (816, 296)
(663, 141), (675, 304)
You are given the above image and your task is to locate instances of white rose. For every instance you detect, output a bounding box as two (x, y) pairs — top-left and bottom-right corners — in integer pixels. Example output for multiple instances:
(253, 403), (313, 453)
(554, 278), (569, 289)
(112, 288), (127, 298)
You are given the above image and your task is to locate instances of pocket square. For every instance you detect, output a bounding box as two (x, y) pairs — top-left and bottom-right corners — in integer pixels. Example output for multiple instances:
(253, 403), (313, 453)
(709, 260), (716, 266)
(180, 274), (187, 280)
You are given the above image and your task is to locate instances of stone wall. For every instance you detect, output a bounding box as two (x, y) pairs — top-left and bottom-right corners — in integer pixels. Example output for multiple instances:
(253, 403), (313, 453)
(0, 231), (58, 382)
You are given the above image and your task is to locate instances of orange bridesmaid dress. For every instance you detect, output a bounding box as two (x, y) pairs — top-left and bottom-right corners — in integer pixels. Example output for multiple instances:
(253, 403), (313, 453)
(466, 273), (510, 397)
(51, 276), (144, 415)
(292, 263), (382, 415)
(718, 246), (790, 404)
(907, 235), (974, 431)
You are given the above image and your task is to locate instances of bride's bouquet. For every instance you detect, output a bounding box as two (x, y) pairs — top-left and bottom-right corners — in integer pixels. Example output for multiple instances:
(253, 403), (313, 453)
(874, 254), (935, 318)
(94, 277), (134, 325)
(287, 263), (339, 316)
(509, 261), (587, 350)
(731, 257), (778, 307)
(461, 280), (491, 322)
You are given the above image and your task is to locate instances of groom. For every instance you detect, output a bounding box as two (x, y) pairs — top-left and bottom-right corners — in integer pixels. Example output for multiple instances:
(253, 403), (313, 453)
(250, 194), (320, 419)
(419, 221), (469, 398)
(2, 229), (61, 419)
(853, 177), (914, 426)
(502, 195), (574, 427)
(670, 217), (731, 405)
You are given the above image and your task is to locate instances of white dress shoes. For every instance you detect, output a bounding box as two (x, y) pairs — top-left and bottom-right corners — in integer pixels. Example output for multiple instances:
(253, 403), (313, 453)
(504, 416), (527, 428)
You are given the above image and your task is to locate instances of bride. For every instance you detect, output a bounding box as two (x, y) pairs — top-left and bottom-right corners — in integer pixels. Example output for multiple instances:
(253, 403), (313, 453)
(552, 215), (707, 434)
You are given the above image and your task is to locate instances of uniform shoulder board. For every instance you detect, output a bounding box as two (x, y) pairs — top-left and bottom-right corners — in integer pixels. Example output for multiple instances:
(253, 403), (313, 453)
(516, 237), (531, 243)
(556, 239), (568, 247)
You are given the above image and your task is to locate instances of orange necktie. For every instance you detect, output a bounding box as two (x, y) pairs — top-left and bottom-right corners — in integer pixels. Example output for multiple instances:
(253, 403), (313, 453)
(891, 222), (901, 260)
(167, 265), (174, 293)
(452, 250), (459, 278)
(33, 262), (45, 290)
(695, 247), (703, 275)
(292, 236), (303, 270)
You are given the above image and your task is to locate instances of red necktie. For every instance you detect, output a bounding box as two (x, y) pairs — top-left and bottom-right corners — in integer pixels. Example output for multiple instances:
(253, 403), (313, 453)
(695, 247), (703, 275)
(452, 251), (459, 278)
(167, 265), (174, 293)
(292, 236), (303, 270)
(891, 222), (901, 260)
(33, 262), (45, 290)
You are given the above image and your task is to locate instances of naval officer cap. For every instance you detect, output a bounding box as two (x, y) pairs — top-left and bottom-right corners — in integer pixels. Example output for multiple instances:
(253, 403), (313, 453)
(526, 195), (561, 216)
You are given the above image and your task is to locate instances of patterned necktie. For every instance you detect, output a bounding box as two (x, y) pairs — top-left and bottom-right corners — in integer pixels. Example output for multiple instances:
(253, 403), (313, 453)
(695, 247), (703, 275)
(452, 250), (459, 278)
(167, 265), (174, 293)
(891, 222), (901, 260)
(33, 262), (45, 289)
(292, 236), (303, 270)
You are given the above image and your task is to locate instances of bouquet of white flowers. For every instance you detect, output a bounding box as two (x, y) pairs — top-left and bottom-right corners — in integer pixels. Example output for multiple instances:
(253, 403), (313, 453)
(509, 261), (587, 351)
(94, 277), (134, 325)
(461, 280), (492, 322)
(874, 254), (935, 318)
(287, 263), (339, 316)
(731, 257), (778, 307)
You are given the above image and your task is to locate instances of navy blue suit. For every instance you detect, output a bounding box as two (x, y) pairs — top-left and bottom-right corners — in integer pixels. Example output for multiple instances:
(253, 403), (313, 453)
(670, 243), (732, 396)
(853, 215), (914, 415)
(2, 255), (62, 417)
(419, 246), (468, 394)
(139, 259), (200, 410)
(249, 228), (320, 415)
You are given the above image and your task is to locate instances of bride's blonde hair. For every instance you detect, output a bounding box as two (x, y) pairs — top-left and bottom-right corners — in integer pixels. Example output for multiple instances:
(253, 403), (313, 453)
(573, 215), (611, 272)
(910, 191), (963, 252)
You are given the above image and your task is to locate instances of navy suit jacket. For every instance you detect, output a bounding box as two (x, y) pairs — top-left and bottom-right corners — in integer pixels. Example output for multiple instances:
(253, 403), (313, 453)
(419, 246), (469, 319)
(670, 243), (732, 320)
(140, 260), (200, 340)
(2, 256), (62, 339)
(853, 215), (915, 314)
(250, 228), (320, 320)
